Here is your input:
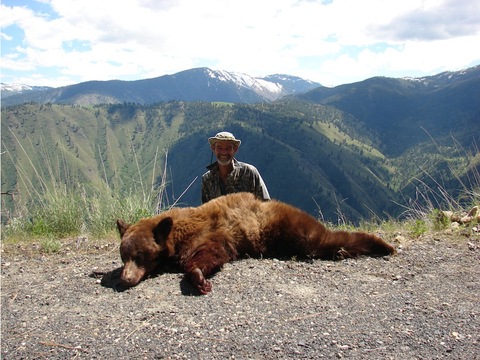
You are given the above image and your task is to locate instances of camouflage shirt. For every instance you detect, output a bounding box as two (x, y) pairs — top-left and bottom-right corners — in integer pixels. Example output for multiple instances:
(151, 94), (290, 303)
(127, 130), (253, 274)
(201, 159), (270, 204)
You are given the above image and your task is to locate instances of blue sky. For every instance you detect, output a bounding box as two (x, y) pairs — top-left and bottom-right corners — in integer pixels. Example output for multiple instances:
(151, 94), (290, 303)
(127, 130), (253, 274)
(1, 0), (480, 87)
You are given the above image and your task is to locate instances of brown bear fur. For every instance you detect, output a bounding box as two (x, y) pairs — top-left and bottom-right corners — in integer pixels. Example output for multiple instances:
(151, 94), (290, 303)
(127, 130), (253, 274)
(117, 192), (396, 293)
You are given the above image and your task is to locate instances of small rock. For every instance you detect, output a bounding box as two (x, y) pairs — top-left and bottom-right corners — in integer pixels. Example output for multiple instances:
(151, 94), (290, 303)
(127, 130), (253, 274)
(460, 215), (472, 224)
(467, 206), (478, 217)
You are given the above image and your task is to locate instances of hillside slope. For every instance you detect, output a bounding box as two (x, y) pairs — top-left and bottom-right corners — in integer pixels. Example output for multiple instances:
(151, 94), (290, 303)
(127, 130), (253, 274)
(3, 67), (478, 223)
(291, 65), (480, 156)
(2, 102), (396, 222)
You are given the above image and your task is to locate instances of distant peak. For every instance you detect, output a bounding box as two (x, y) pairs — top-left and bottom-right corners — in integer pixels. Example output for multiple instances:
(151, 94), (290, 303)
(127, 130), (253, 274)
(1, 83), (53, 94)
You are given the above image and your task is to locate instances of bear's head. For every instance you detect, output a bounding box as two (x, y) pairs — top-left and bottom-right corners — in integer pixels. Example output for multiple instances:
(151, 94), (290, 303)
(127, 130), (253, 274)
(116, 216), (173, 287)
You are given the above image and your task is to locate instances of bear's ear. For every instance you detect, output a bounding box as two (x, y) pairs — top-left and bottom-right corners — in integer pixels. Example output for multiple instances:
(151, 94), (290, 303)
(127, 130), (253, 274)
(153, 217), (173, 244)
(117, 219), (131, 238)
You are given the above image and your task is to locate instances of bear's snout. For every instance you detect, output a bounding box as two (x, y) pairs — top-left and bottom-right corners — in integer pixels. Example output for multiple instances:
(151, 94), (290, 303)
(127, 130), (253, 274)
(120, 262), (146, 287)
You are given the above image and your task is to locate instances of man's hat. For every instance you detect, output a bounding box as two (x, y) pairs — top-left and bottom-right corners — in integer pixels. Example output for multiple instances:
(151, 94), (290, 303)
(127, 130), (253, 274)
(208, 132), (241, 147)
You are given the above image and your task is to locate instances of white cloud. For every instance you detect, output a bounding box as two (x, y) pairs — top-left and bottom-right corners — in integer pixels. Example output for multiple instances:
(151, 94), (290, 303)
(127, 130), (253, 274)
(1, 0), (479, 87)
(1, 32), (13, 41)
(372, 0), (480, 41)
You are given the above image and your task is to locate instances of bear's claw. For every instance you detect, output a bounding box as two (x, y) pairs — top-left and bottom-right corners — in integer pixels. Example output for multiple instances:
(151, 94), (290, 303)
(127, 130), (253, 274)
(198, 279), (212, 294)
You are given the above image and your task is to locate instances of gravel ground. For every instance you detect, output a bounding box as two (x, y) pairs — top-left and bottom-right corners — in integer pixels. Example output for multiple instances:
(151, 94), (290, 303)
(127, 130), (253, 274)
(1, 230), (479, 359)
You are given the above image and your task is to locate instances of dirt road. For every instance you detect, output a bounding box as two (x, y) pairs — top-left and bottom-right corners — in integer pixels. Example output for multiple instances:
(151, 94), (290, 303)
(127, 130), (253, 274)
(2, 232), (479, 359)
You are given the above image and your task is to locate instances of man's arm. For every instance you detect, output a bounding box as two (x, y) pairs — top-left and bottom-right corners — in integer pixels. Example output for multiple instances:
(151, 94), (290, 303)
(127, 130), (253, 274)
(201, 177), (210, 204)
(254, 172), (270, 201)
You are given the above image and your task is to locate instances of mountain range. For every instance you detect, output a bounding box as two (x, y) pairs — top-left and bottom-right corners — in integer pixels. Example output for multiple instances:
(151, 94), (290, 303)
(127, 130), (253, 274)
(1, 66), (479, 223)
(291, 65), (480, 156)
(0, 68), (321, 107)
(1, 83), (53, 98)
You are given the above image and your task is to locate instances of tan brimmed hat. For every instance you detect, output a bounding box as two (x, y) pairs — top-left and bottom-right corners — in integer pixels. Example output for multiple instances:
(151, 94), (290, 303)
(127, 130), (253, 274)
(208, 132), (241, 147)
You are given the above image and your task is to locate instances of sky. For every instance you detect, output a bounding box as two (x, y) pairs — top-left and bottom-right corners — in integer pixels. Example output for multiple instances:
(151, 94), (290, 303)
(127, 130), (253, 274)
(1, 0), (480, 88)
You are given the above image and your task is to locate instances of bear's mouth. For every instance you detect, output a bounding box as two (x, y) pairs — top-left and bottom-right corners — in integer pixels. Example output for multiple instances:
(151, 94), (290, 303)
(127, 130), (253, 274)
(120, 262), (146, 287)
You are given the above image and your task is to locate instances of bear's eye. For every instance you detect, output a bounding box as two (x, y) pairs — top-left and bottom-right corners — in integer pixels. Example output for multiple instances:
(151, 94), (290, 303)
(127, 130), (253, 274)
(133, 253), (144, 264)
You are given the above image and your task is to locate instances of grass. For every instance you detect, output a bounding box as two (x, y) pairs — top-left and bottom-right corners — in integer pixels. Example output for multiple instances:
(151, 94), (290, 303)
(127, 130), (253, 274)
(394, 140), (480, 232)
(320, 139), (480, 238)
(2, 181), (165, 243)
(2, 131), (479, 249)
(40, 236), (62, 253)
(1, 141), (170, 248)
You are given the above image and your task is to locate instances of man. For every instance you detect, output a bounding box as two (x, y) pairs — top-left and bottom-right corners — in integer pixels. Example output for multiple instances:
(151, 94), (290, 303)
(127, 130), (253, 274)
(201, 131), (270, 203)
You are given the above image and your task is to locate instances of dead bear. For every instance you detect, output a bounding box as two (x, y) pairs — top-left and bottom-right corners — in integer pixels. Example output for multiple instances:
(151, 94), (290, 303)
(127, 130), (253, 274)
(116, 192), (396, 294)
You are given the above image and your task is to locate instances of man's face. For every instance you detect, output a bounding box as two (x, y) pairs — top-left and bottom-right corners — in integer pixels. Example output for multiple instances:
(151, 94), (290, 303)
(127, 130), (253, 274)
(212, 141), (238, 166)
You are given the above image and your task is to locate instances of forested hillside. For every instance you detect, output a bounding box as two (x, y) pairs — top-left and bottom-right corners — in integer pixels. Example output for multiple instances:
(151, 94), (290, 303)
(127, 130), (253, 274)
(291, 66), (480, 156)
(2, 101), (395, 222)
(2, 98), (477, 223)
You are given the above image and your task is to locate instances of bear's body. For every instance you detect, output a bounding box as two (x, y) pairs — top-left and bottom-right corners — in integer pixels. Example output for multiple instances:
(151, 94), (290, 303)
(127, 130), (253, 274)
(117, 192), (395, 293)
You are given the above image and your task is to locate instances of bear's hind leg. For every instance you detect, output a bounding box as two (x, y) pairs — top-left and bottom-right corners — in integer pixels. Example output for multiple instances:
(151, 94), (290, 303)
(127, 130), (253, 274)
(316, 230), (396, 260)
(340, 231), (396, 258)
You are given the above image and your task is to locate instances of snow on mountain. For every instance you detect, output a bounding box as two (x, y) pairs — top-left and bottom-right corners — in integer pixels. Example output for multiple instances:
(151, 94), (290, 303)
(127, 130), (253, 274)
(1, 83), (34, 92)
(263, 74), (316, 85)
(205, 69), (285, 101)
(1, 68), (322, 106)
(402, 65), (480, 89)
(1, 83), (52, 97)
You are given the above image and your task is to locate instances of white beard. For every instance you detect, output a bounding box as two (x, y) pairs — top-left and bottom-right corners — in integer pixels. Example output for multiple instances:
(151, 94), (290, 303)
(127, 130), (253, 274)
(217, 158), (232, 166)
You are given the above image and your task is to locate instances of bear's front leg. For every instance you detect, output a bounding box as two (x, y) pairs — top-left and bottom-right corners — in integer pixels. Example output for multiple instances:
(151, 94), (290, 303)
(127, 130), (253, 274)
(189, 268), (212, 294)
(184, 240), (232, 294)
